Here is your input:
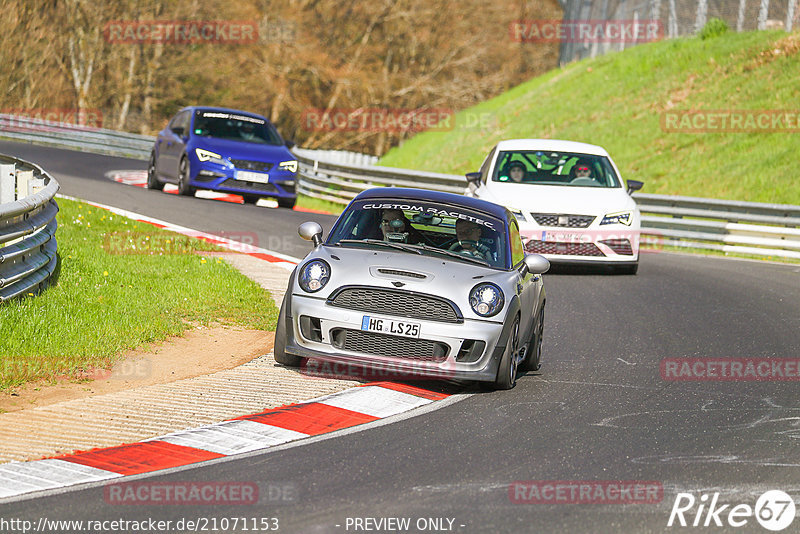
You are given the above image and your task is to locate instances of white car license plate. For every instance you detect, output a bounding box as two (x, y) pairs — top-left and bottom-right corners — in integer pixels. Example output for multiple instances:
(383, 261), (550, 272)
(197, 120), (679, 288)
(236, 170), (270, 183)
(542, 231), (590, 243)
(361, 316), (420, 338)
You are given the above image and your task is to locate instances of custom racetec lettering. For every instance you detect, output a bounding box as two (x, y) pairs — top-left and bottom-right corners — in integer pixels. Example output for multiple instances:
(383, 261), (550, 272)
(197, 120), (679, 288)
(362, 203), (496, 229)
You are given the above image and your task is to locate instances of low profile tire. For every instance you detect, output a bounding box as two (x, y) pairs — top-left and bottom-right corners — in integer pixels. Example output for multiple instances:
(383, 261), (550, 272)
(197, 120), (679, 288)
(488, 316), (519, 391)
(146, 153), (164, 190)
(277, 196), (297, 209)
(177, 156), (195, 196)
(243, 195), (261, 205)
(520, 305), (544, 372)
(616, 263), (639, 275)
(273, 294), (302, 367)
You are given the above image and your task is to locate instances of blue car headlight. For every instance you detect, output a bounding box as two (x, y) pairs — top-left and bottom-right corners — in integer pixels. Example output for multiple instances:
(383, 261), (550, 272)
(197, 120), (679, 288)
(469, 283), (504, 317)
(279, 160), (298, 173)
(195, 148), (226, 165)
(600, 211), (633, 226)
(298, 260), (330, 293)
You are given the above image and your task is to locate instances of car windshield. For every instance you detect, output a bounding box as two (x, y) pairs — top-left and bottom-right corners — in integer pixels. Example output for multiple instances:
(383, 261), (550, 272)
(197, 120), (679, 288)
(493, 150), (621, 188)
(192, 110), (283, 145)
(327, 199), (509, 269)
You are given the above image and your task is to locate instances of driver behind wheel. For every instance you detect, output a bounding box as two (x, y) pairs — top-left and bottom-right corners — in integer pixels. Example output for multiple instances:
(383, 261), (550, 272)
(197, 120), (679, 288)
(450, 219), (492, 262)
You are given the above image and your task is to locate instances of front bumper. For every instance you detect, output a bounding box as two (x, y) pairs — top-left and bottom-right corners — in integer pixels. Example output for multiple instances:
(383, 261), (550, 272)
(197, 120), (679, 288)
(191, 160), (296, 200)
(521, 227), (640, 264)
(285, 294), (507, 382)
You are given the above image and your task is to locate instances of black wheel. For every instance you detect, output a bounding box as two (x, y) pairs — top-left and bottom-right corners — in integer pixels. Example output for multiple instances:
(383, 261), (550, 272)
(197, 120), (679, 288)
(177, 156), (195, 196)
(615, 263), (638, 275)
(243, 195), (261, 205)
(491, 316), (519, 390)
(520, 305), (544, 372)
(277, 196), (296, 209)
(146, 153), (164, 190)
(273, 294), (302, 367)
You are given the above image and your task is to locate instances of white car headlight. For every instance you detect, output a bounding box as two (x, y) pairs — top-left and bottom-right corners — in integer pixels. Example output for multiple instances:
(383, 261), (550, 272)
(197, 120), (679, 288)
(298, 260), (330, 293)
(600, 211), (633, 226)
(279, 160), (298, 173)
(469, 283), (504, 317)
(195, 148), (225, 164)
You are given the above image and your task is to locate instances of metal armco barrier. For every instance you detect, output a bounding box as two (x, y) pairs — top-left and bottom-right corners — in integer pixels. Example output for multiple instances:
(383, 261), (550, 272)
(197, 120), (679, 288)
(0, 154), (60, 302)
(2, 114), (798, 261)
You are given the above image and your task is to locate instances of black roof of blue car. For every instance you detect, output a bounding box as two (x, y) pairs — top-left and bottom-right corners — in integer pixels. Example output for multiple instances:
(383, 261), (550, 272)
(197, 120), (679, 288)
(353, 187), (511, 221)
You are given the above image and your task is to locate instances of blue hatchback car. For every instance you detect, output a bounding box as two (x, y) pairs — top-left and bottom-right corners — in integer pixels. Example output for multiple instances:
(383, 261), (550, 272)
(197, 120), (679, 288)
(148, 106), (298, 208)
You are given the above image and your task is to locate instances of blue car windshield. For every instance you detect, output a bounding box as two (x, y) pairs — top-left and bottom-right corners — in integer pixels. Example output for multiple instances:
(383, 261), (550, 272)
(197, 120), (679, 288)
(327, 199), (509, 269)
(193, 110), (283, 145)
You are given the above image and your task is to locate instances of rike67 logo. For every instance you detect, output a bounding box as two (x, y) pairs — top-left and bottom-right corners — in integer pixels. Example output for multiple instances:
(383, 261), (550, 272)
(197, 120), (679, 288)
(668, 490), (796, 531)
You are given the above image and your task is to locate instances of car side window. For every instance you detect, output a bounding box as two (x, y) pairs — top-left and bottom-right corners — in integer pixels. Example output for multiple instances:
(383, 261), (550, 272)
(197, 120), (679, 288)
(170, 111), (190, 135)
(509, 219), (525, 268)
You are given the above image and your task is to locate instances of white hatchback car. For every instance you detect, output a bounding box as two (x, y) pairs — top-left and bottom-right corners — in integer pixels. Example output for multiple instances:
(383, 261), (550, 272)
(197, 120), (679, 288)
(466, 139), (643, 274)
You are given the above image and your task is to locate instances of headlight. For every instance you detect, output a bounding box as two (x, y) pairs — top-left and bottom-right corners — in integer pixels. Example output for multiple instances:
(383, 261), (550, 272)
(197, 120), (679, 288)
(195, 148), (225, 164)
(469, 283), (504, 317)
(298, 259), (330, 293)
(600, 211), (633, 226)
(279, 160), (298, 173)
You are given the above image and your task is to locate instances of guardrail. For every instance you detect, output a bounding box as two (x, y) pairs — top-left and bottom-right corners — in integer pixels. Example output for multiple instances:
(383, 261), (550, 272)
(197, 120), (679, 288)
(294, 152), (800, 261)
(0, 114), (152, 160)
(0, 154), (60, 302)
(2, 114), (798, 261)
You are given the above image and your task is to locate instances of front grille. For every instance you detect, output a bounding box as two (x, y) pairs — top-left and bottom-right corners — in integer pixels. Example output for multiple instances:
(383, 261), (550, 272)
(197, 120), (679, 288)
(277, 182), (295, 194)
(328, 287), (460, 323)
(331, 328), (448, 362)
(531, 213), (595, 228)
(230, 159), (273, 172)
(376, 268), (427, 279)
(220, 178), (277, 193)
(599, 239), (634, 255)
(525, 240), (605, 256)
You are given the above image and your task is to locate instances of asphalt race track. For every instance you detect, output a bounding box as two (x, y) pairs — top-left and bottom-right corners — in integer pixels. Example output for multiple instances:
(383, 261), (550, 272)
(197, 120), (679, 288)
(2, 140), (800, 533)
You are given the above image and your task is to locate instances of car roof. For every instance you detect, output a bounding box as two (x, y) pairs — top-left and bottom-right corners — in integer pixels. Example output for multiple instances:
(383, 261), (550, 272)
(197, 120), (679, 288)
(180, 106), (269, 122)
(494, 138), (610, 156)
(353, 187), (511, 221)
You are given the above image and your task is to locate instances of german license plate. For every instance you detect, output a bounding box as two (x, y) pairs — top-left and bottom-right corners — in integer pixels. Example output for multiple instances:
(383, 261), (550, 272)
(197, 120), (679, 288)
(361, 316), (420, 338)
(236, 170), (269, 183)
(542, 231), (589, 243)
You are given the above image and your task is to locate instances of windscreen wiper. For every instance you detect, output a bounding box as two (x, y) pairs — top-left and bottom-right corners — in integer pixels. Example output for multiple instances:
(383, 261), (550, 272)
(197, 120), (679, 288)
(337, 239), (423, 255)
(405, 243), (489, 266)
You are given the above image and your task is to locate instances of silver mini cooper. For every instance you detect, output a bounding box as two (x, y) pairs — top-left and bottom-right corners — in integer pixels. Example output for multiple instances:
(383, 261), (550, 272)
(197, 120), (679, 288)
(274, 187), (549, 389)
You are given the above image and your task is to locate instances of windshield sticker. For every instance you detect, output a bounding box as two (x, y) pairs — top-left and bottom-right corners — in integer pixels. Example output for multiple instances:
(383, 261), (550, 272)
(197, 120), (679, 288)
(362, 202), (496, 230)
(201, 112), (265, 124)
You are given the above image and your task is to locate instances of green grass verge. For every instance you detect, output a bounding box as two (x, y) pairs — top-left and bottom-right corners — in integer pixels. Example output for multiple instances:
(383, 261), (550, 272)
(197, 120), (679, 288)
(379, 29), (800, 205)
(295, 194), (345, 215)
(0, 197), (278, 391)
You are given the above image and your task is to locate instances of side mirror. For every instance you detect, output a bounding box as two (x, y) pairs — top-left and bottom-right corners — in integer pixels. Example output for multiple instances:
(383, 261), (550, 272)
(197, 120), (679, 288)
(285, 139), (296, 149)
(626, 179), (644, 194)
(298, 221), (323, 247)
(465, 172), (481, 186)
(519, 253), (550, 276)
(170, 126), (184, 137)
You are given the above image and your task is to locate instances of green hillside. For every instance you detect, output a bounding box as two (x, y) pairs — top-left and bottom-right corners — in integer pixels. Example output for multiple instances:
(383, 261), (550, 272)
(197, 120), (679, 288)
(379, 29), (800, 205)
